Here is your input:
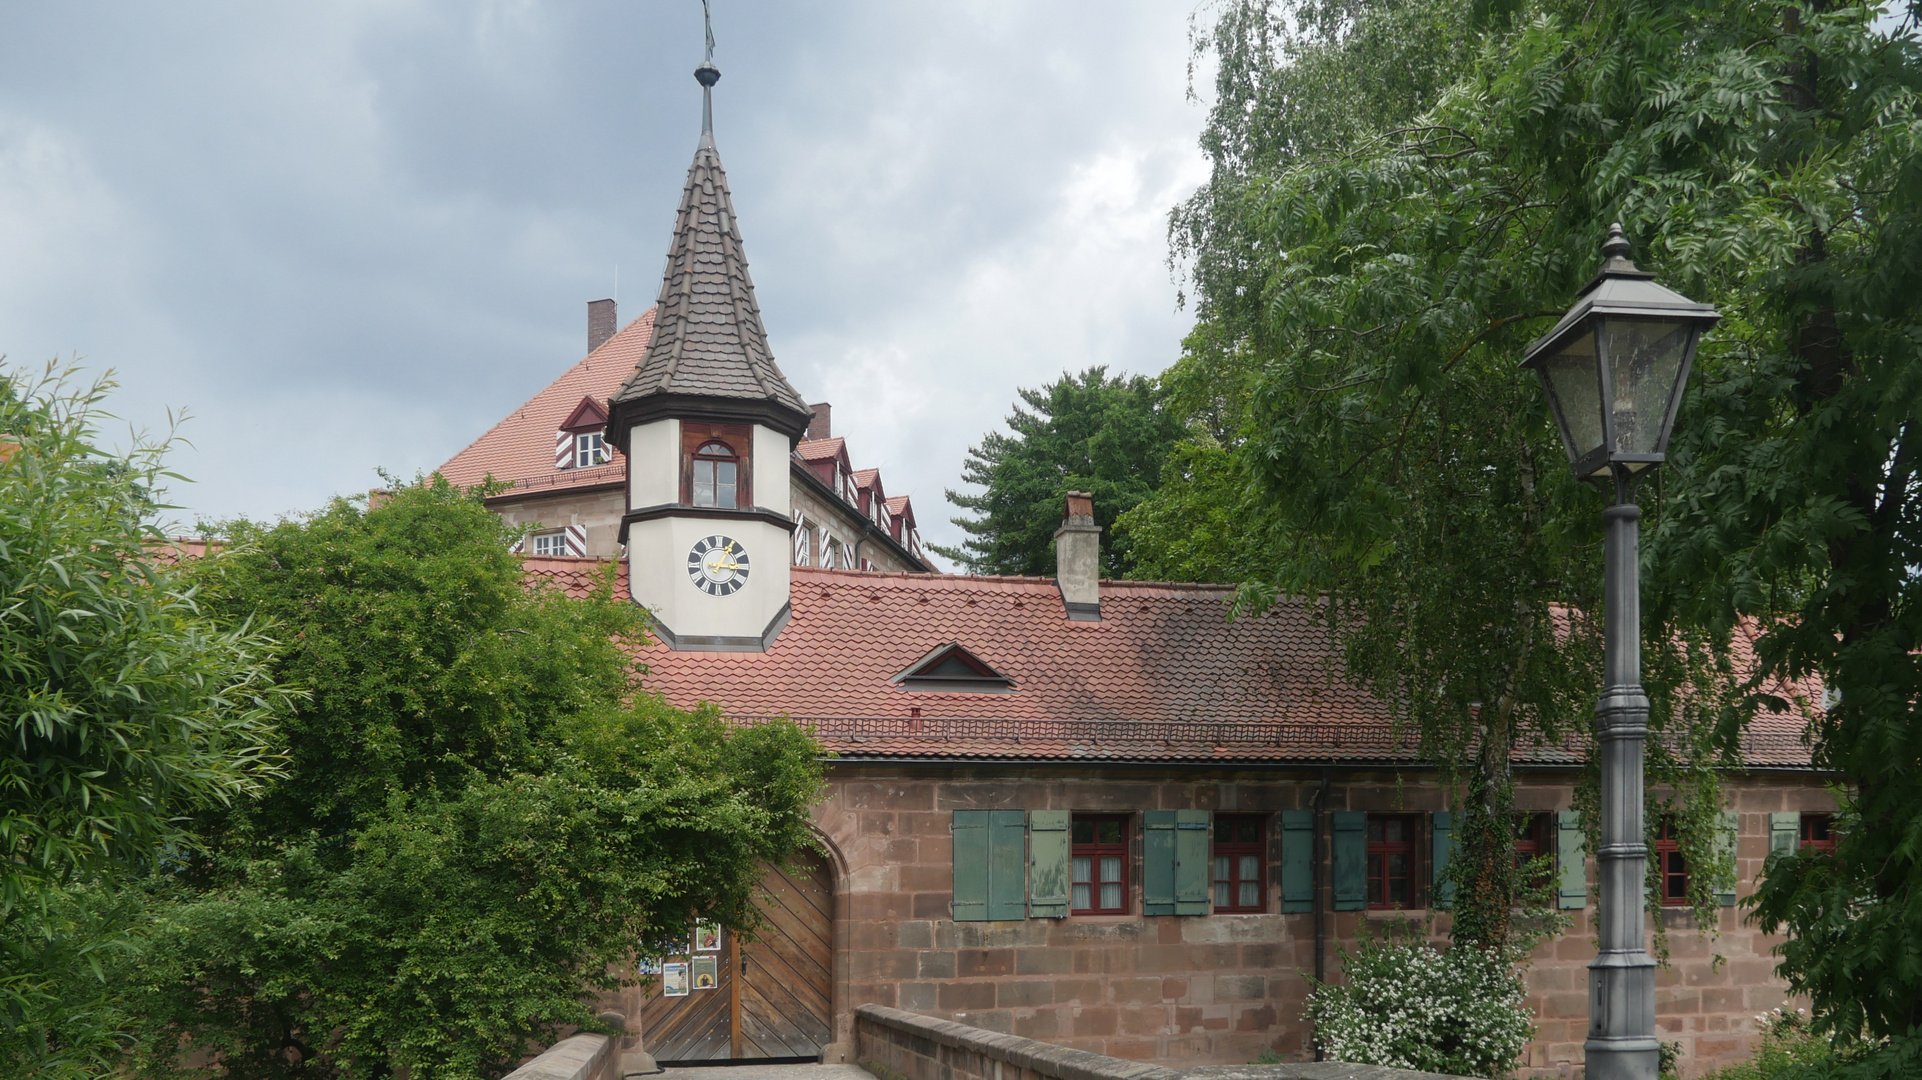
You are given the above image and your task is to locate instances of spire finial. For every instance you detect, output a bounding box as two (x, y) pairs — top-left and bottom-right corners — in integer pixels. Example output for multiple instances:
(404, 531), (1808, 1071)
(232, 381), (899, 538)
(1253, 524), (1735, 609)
(695, 0), (720, 147)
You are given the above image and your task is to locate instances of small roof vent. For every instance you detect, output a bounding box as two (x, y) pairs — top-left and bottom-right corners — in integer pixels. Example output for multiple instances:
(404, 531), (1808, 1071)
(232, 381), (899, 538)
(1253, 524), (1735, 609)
(892, 643), (1014, 693)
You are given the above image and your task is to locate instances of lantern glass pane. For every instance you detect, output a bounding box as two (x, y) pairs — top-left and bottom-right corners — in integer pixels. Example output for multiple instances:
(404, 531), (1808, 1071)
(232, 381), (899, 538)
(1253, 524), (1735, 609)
(1603, 318), (1691, 455)
(1541, 331), (1604, 464)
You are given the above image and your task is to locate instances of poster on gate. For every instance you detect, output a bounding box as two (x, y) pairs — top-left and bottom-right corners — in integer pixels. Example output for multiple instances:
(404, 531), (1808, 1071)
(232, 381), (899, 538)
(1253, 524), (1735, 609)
(662, 962), (689, 997)
(691, 955), (718, 990)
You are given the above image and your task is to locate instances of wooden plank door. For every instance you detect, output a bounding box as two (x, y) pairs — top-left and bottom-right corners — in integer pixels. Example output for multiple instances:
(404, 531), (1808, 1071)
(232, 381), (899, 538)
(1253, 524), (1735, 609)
(639, 931), (735, 1063)
(638, 851), (833, 1063)
(739, 850), (834, 1058)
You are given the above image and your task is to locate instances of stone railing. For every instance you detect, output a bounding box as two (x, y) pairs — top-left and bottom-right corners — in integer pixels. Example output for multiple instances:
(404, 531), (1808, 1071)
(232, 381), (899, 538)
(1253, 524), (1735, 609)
(855, 1005), (1466, 1080)
(505, 1012), (650, 1080)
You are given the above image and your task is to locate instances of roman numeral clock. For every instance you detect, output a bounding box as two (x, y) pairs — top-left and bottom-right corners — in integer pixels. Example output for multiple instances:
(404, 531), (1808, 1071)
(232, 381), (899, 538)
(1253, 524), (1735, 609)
(687, 534), (751, 596)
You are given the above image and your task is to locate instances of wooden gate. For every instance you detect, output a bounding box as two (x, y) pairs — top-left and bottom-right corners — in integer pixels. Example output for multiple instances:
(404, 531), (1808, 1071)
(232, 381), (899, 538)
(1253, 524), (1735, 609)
(641, 850), (834, 1063)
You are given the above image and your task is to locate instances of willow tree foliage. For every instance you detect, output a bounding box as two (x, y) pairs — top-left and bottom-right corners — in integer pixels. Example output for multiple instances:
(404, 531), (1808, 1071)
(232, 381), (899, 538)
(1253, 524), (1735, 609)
(129, 481), (824, 1080)
(0, 365), (289, 1079)
(1146, 0), (1922, 992)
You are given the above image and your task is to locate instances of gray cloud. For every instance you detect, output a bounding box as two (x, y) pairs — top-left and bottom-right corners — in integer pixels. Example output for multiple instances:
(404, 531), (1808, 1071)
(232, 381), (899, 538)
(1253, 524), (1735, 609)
(0, 1), (1206, 555)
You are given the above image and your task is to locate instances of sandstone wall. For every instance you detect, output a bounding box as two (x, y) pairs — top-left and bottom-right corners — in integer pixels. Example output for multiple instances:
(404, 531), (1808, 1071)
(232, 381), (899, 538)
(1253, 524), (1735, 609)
(813, 765), (1834, 1078)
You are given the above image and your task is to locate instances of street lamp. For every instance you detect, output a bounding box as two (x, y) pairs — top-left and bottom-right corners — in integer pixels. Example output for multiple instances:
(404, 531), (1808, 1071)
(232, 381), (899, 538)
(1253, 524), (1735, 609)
(1521, 223), (1720, 1080)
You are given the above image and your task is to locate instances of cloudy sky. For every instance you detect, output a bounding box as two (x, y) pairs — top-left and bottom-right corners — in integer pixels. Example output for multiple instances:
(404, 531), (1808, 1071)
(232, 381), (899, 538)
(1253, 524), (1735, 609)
(0, 2), (1212, 557)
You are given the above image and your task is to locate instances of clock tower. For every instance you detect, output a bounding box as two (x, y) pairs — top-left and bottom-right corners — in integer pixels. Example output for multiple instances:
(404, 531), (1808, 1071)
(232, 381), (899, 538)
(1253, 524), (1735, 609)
(604, 54), (812, 651)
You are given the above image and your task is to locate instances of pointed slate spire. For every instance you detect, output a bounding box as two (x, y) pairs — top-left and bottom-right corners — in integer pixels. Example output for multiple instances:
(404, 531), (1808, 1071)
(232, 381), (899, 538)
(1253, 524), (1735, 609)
(606, 50), (812, 448)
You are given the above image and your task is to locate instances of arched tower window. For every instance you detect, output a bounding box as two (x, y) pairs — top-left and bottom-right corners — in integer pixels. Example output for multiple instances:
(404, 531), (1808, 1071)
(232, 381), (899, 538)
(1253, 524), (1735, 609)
(691, 440), (739, 508)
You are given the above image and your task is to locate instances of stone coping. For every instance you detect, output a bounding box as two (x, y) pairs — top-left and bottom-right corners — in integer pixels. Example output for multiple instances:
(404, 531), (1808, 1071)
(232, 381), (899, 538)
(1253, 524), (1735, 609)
(855, 1005), (1466, 1080)
(857, 1004), (1182, 1080)
(503, 1033), (613, 1080)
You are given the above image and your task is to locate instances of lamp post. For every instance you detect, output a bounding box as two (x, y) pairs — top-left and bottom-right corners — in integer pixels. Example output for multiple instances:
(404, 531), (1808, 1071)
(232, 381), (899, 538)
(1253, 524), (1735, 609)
(1521, 224), (1720, 1080)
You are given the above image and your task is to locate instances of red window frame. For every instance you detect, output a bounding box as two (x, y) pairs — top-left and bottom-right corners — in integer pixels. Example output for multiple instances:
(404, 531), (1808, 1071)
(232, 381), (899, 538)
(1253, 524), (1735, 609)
(1366, 814), (1422, 909)
(1799, 813), (1837, 853)
(1655, 818), (1689, 906)
(1071, 815), (1129, 915)
(1212, 814), (1266, 913)
(1513, 812), (1554, 889)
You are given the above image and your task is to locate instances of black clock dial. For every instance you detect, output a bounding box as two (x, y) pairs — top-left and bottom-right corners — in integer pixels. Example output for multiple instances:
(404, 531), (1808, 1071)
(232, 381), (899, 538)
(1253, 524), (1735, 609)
(686, 534), (751, 596)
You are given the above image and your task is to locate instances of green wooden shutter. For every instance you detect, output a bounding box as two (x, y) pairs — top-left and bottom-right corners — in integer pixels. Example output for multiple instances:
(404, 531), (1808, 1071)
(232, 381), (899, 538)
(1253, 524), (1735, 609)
(953, 811), (990, 921)
(1143, 811), (1176, 915)
(1280, 810), (1313, 913)
(1175, 810), (1211, 915)
(1716, 810), (1741, 907)
(1332, 811), (1366, 911)
(989, 810), (1028, 920)
(1028, 810), (1071, 918)
(1556, 810), (1586, 910)
(1431, 811), (1456, 909)
(1769, 812), (1800, 859)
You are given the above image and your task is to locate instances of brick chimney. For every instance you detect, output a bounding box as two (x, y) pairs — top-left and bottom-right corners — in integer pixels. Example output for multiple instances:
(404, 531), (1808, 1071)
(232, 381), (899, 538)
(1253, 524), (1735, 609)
(587, 298), (617, 353)
(1054, 491), (1100, 621)
(806, 402), (832, 441)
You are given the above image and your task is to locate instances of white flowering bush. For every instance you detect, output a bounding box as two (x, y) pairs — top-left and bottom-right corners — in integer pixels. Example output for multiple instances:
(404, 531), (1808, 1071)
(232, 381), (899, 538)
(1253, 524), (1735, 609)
(1305, 936), (1535, 1078)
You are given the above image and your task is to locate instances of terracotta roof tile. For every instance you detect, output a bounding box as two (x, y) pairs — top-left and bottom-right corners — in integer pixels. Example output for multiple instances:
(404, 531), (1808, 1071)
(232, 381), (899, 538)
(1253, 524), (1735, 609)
(437, 309), (657, 492)
(794, 438), (847, 463)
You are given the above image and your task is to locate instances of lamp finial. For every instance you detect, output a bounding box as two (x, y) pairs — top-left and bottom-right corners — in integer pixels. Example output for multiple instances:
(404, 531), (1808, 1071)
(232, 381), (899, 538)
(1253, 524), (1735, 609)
(1601, 222), (1638, 272)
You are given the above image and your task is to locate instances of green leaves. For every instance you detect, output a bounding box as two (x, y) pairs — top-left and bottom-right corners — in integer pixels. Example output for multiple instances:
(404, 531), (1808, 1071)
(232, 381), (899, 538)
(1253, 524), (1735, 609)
(0, 363), (291, 1078)
(935, 367), (1184, 577)
(133, 477), (824, 1079)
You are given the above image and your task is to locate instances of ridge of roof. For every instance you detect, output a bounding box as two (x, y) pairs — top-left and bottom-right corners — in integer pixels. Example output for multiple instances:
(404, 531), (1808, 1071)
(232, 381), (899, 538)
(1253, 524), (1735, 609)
(608, 136), (811, 431)
(436, 309), (657, 491)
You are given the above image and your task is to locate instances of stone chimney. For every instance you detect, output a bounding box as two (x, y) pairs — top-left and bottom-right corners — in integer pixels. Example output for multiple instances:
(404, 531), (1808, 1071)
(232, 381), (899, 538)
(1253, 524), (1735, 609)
(806, 402), (832, 441)
(1054, 491), (1100, 621)
(587, 298), (618, 353)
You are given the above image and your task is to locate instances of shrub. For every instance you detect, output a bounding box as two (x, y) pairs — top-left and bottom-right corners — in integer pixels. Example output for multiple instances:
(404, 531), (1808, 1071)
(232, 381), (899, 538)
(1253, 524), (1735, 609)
(1304, 933), (1533, 1078)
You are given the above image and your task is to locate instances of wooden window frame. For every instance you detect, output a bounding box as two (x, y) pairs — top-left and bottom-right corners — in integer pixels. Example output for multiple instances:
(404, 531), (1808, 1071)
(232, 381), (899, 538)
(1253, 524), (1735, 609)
(1799, 813), (1837, 854)
(680, 423), (752, 508)
(1071, 814), (1130, 916)
(574, 431), (607, 468)
(1365, 813), (1423, 910)
(530, 530), (566, 557)
(1655, 817), (1690, 906)
(1212, 813), (1266, 913)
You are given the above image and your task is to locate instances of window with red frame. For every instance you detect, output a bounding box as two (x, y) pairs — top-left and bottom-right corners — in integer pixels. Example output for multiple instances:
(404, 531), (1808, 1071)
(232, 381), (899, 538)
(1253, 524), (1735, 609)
(1071, 815), (1128, 915)
(1513, 813), (1554, 888)
(1800, 814), (1837, 853)
(1655, 818), (1689, 906)
(1366, 815), (1422, 909)
(1212, 814), (1265, 913)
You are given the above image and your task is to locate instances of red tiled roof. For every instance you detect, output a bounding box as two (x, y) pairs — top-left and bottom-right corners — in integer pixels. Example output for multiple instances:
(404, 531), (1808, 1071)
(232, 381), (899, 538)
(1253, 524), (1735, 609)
(794, 438), (846, 463)
(884, 496), (911, 517)
(513, 561), (1820, 767)
(853, 468), (880, 489)
(436, 308), (657, 493)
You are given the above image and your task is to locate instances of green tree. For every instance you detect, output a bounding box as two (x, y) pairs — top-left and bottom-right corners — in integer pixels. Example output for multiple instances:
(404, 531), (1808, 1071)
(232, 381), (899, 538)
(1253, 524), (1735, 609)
(130, 480), (824, 1080)
(934, 367), (1183, 577)
(0, 364), (289, 1078)
(1160, 0), (1922, 1059)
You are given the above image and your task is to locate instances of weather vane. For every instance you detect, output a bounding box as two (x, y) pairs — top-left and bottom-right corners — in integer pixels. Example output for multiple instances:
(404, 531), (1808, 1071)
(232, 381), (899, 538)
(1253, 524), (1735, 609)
(696, 0), (720, 145)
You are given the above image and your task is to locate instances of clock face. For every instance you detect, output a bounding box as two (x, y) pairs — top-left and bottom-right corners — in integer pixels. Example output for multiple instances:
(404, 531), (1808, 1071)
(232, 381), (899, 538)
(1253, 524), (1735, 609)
(686, 534), (751, 596)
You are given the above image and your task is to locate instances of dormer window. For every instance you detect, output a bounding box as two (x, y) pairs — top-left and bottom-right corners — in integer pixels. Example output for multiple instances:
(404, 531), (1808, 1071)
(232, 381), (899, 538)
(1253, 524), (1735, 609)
(692, 441), (738, 508)
(681, 422), (752, 509)
(892, 643), (1014, 693)
(555, 396), (611, 471)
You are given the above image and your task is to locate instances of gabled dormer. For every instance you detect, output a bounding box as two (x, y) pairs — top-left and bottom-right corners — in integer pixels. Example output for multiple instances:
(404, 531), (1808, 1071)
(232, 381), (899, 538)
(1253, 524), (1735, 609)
(554, 395), (611, 470)
(891, 643), (1014, 693)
